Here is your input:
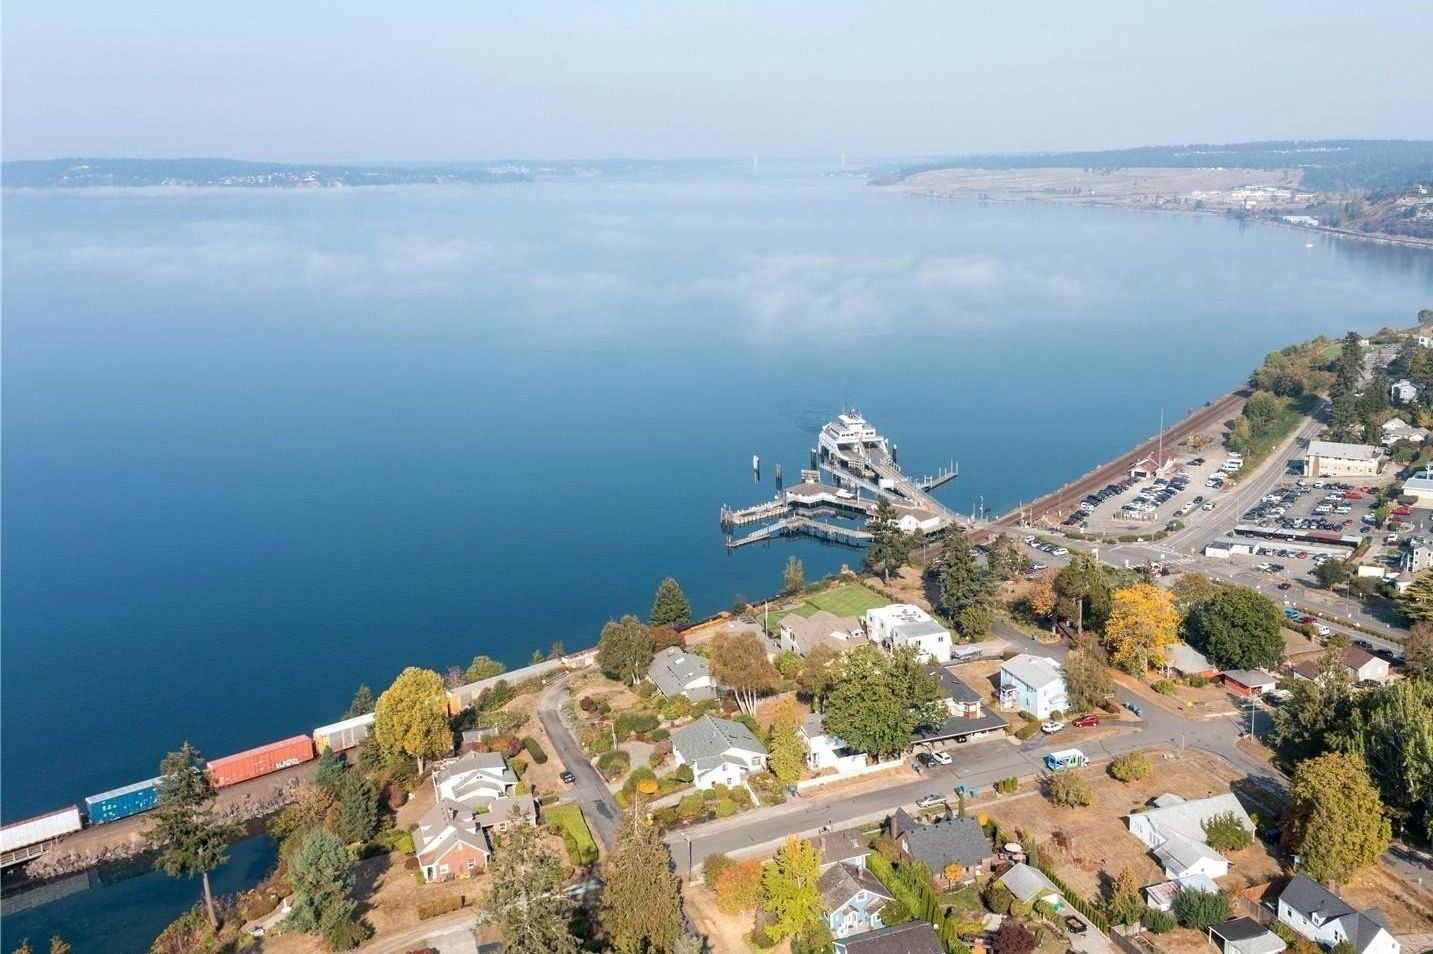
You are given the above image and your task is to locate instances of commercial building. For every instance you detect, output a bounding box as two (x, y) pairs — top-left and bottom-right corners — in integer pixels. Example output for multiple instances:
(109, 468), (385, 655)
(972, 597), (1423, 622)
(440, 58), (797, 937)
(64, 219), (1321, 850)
(998, 654), (1068, 719)
(1304, 441), (1381, 478)
(863, 604), (951, 664)
(1401, 469), (1433, 507)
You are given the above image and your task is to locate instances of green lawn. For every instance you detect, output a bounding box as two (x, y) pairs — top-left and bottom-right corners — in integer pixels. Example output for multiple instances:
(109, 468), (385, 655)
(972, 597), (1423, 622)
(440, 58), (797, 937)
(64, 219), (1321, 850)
(758, 583), (888, 633)
(937, 883), (985, 918)
(543, 803), (597, 865)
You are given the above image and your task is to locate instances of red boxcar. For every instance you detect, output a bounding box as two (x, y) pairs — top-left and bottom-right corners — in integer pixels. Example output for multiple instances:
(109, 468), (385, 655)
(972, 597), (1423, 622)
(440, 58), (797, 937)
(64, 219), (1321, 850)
(208, 735), (314, 788)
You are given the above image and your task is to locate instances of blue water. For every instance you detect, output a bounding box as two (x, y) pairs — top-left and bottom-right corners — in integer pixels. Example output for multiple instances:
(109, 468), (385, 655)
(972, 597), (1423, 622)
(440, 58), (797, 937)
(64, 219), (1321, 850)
(2, 164), (1430, 870)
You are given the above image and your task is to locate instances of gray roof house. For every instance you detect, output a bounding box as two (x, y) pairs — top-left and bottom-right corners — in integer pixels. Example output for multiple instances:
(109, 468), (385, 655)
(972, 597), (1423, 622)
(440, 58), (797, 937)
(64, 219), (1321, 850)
(671, 715), (768, 790)
(433, 751), (519, 806)
(833, 921), (944, 954)
(647, 646), (717, 701)
(915, 667), (1007, 744)
(998, 862), (1063, 907)
(813, 827), (871, 872)
(1208, 917), (1287, 954)
(819, 862), (893, 939)
(1277, 874), (1399, 954)
(779, 611), (867, 657)
(888, 809), (994, 881)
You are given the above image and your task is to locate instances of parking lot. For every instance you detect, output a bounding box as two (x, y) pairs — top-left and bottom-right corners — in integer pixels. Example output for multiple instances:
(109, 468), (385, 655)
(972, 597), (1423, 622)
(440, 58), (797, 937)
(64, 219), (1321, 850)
(1060, 452), (1241, 535)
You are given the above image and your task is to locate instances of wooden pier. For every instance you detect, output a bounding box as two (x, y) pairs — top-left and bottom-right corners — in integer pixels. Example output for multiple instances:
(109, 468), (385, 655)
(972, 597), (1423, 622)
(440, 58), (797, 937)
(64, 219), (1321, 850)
(726, 515), (873, 550)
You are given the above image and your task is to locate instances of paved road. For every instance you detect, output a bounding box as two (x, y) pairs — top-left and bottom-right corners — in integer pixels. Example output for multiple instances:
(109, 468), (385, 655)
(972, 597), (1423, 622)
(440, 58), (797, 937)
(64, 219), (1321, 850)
(539, 675), (622, 848)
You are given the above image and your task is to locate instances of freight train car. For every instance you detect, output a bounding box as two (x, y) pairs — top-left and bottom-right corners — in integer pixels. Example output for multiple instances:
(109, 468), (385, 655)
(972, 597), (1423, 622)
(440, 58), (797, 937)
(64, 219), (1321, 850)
(1, 807), (84, 868)
(84, 777), (161, 824)
(312, 712), (376, 753)
(208, 735), (314, 788)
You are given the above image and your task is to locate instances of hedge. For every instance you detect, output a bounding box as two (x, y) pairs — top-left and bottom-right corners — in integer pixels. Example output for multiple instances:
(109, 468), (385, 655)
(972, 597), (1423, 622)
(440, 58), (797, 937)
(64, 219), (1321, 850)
(416, 895), (464, 919)
(522, 737), (548, 764)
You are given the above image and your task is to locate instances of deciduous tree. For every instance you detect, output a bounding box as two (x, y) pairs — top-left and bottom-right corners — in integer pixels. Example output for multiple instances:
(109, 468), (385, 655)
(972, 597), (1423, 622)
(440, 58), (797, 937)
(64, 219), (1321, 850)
(1183, 585), (1283, 671)
(710, 631), (781, 713)
(483, 823), (580, 954)
(715, 859), (765, 915)
(146, 743), (232, 928)
(822, 645), (944, 760)
(1336, 678), (1433, 841)
(761, 836), (824, 940)
(991, 920), (1036, 954)
(1026, 575), (1057, 621)
(1103, 583), (1179, 673)
(602, 802), (683, 954)
(373, 667), (452, 772)
(1046, 770), (1095, 807)
(1170, 573), (1220, 615)
(1403, 623), (1433, 681)
(1064, 633), (1115, 711)
(1201, 812), (1254, 852)
(795, 644), (838, 711)
(767, 698), (807, 787)
(1286, 752), (1390, 885)
(464, 655), (507, 682)
(650, 577), (693, 630)
(783, 556), (806, 595)
(597, 615), (655, 685)
(1107, 867), (1144, 926)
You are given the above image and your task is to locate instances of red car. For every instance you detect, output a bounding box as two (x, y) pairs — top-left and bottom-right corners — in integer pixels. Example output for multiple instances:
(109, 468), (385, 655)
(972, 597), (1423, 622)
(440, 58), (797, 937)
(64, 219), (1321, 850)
(1344, 491), (1363, 500)
(1395, 506), (1413, 516)
(1295, 550), (1309, 559)
(1073, 715), (1100, 727)
(1298, 615), (1316, 624)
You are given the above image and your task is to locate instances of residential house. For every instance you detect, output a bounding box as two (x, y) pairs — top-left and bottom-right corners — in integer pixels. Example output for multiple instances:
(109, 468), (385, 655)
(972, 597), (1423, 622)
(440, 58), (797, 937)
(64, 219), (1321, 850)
(863, 605), (952, 664)
(779, 611), (867, 657)
(647, 646), (717, 702)
(801, 714), (868, 774)
(1222, 670), (1278, 698)
(915, 667), (1007, 745)
(1390, 380), (1421, 405)
(1382, 417), (1428, 445)
(820, 862), (894, 939)
(671, 715), (768, 789)
(1144, 873), (1221, 912)
(889, 809), (994, 883)
(1304, 441), (1382, 478)
(999, 654), (1068, 719)
(1418, 335), (1433, 349)
(1127, 793), (1255, 880)
(433, 751), (519, 806)
(832, 921), (944, 954)
(1208, 918), (1287, 954)
(813, 828), (871, 873)
(473, 794), (537, 833)
(1277, 874), (1400, 954)
(414, 800), (490, 883)
(1165, 643), (1217, 678)
(997, 863), (1063, 909)
(1290, 646), (1390, 685)
(1403, 537), (1433, 573)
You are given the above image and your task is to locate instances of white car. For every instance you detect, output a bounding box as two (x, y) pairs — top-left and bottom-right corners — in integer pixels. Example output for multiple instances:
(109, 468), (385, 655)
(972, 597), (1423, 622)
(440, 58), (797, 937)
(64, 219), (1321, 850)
(931, 751), (952, 765)
(1051, 547), (1069, 556)
(916, 794), (944, 809)
(1040, 721), (1064, 734)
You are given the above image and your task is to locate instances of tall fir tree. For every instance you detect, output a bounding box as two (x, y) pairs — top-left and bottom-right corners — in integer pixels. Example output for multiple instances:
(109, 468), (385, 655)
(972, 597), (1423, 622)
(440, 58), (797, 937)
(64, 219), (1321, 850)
(483, 823), (580, 954)
(601, 802), (684, 954)
(649, 577), (693, 630)
(146, 743), (233, 928)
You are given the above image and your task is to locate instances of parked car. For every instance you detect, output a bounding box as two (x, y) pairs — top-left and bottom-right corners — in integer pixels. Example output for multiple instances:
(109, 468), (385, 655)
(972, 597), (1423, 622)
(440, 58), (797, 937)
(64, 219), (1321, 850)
(1064, 917), (1087, 935)
(916, 794), (944, 809)
(931, 751), (952, 766)
(914, 752), (935, 768)
(1072, 715), (1100, 727)
(560, 771), (576, 785)
(1040, 721), (1064, 734)
(1123, 701), (1143, 717)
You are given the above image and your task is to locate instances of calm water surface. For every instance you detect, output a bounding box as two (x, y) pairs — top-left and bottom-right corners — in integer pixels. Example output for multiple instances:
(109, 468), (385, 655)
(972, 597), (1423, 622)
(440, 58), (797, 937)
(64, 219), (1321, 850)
(3, 164), (1431, 947)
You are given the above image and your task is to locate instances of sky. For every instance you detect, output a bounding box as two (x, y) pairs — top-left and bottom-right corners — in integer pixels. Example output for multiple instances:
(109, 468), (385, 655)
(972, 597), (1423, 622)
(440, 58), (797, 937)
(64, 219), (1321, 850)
(4, 0), (1433, 162)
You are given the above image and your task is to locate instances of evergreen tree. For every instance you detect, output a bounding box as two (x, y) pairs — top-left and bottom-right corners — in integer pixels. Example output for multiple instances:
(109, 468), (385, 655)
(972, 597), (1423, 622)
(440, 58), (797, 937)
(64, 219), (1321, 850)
(650, 577), (693, 630)
(464, 655), (507, 682)
(985, 534), (1024, 581)
(1337, 678), (1433, 841)
(762, 836), (824, 940)
(287, 827), (364, 946)
(1064, 632), (1115, 711)
(343, 684), (374, 718)
(863, 496), (909, 582)
(483, 823), (580, 954)
(146, 743), (232, 928)
(937, 528), (995, 640)
(373, 667), (452, 772)
(783, 556), (806, 594)
(1271, 650), (1352, 765)
(1401, 572), (1433, 623)
(1404, 623), (1433, 681)
(314, 748), (348, 792)
(335, 772), (379, 844)
(1107, 867), (1144, 925)
(1172, 888), (1229, 930)
(1287, 752), (1391, 885)
(1053, 553), (1111, 632)
(601, 802), (683, 954)
(596, 615), (656, 685)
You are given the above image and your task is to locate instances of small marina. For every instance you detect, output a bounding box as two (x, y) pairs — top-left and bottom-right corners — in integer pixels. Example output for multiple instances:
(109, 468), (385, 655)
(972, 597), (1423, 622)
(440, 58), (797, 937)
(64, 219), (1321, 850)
(720, 411), (961, 549)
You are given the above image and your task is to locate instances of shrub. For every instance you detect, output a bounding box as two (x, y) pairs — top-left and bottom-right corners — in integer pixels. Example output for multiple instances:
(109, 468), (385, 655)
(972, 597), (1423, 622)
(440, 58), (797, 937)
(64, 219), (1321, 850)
(1184, 672), (1209, 688)
(880, 898), (912, 924)
(1047, 770), (1096, 807)
(416, 896), (464, 920)
(703, 851), (734, 888)
(991, 919), (1035, 954)
(1109, 752), (1152, 783)
(623, 765), (657, 794)
(993, 777), (1019, 795)
(596, 750), (630, 780)
(1173, 888), (1230, 930)
(871, 835), (902, 862)
(731, 786), (754, 809)
(649, 727), (670, 743)
(660, 696), (693, 721)
(678, 792), (707, 818)
(510, 756), (527, 778)
(1142, 907), (1176, 933)
(324, 920), (371, 951)
(982, 878), (1014, 914)
(614, 712), (660, 740)
(1014, 722), (1041, 741)
(579, 695), (598, 713)
(714, 799), (738, 818)
(673, 763), (694, 783)
(583, 727), (613, 755)
(1008, 899), (1030, 918)
(1100, 698), (1121, 713)
(1152, 680), (1179, 696)
(374, 827), (416, 855)
(521, 737), (548, 764)
(1201, 811), (1254, 852)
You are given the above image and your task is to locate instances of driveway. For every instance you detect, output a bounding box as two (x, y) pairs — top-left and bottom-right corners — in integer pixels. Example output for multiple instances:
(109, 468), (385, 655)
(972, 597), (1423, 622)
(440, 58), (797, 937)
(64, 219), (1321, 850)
(538, 674), (621, 849)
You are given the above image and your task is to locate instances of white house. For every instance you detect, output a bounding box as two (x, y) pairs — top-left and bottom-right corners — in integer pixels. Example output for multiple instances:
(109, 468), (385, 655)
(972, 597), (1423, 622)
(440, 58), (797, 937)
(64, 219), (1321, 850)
(1390, 379), (1421, 405)
(800, 713), (867, 774)
(671, 715), (768, 789)
(646, 646), (718, 701)
(1305, 441), (1381, 478)
(1381, 417), (1428, 445)
(779, 611), (866, 657)
(433, 751), (519, 807)
(863, 605), (951, 664)
(998, 654), (1068, 719)
(1343, 646), (1391, 684)
(1402, 469), (1433, 507)
(893, 505), (943, 534)
(1418, 335), (1433, 349)
(1403, 537), (1433, 572)
(1127, 793), (1254, 880)
(1277, 874), (1400, 954)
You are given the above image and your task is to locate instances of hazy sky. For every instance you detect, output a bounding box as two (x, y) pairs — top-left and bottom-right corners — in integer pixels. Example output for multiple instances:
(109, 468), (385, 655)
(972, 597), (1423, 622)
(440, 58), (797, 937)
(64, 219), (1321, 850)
(5, 0), (1432, 161)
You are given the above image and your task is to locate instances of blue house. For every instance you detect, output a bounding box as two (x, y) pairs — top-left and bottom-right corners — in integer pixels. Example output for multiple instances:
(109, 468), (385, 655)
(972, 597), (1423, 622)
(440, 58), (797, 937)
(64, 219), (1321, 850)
(820, 861), (894, 939)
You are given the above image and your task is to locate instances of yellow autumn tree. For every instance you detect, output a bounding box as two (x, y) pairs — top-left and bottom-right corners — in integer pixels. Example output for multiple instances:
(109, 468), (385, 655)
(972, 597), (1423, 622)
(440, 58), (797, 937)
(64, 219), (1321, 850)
(1103, 583), (1179, 674)
(1027, 575), (1057, 620)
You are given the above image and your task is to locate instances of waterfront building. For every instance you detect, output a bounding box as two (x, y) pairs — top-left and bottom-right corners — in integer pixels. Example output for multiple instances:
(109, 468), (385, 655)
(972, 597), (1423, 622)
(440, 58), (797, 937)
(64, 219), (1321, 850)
(863, 604), (951, 664)
(647, 646), (717, 701)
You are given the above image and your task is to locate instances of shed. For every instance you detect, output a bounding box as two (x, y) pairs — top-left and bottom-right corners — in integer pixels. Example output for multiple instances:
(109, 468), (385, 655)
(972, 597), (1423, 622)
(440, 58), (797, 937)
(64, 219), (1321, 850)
(1222, 670), (1278, 698)
(1208, 918), (1287, 954)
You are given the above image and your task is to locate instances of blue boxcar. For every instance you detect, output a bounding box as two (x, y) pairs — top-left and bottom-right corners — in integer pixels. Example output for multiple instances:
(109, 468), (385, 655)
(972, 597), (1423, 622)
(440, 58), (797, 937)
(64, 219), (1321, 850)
(85, 777), (160, 824)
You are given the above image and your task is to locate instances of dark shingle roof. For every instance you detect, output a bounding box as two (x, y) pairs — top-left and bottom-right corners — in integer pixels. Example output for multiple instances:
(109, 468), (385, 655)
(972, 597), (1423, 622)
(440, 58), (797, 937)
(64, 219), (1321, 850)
(1211, 917), (1273, 943)
(818, 861), (891, 911)
(837, 921), (943, 954)
(813, 828), (869, 866)
(1279, 873), (1355, 922)
(893, 814), (992, 872)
